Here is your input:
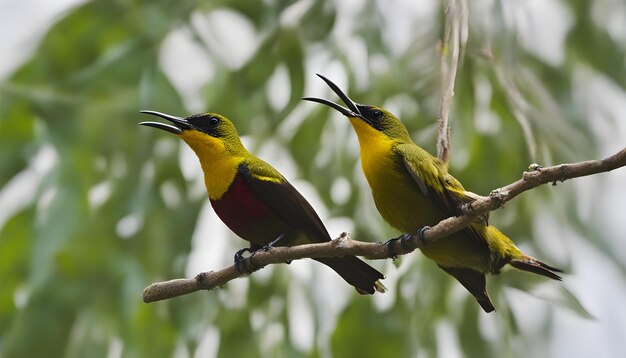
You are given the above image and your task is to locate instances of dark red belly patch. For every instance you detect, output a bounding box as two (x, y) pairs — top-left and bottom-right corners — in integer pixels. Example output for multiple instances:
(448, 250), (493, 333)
(210, 174), (277, 243)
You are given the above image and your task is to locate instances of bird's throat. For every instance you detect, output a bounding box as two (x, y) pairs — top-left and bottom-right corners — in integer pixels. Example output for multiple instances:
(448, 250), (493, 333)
(179, 131), (244, 200)
(348, 117), (395, 182)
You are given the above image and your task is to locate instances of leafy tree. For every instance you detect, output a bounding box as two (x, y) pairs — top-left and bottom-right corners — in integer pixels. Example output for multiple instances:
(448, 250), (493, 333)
(1, 0), (625, 357)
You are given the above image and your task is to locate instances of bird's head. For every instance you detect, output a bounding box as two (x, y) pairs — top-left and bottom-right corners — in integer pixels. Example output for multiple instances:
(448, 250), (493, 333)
(303, 74), (412, 143)
(139, 111), (248, 157)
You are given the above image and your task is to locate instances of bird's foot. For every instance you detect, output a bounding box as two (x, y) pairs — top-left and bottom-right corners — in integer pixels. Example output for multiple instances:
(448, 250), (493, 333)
(460, 202), (473, 215)
(233, 248), (262, 274)
(384, 226), (431, 257)
(416, 226), (430, 246)
(234, 248), (252, 265)
(384, 233), (414, 258)
(259, 234), (292, 264)
(262, 234), (285, 252)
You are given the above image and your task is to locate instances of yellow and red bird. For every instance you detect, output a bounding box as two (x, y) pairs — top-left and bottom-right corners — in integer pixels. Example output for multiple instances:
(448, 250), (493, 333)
(140, 110), (386, 294)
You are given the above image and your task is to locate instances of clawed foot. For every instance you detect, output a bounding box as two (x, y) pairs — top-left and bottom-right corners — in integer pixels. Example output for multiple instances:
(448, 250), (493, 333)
(234, 235), (287, 274)
(233, 247), (265, 274)
(384, 234), (413, 258)
(262, 234), (291, 264)
(416, 226), (430, 245)
(234, 247), (252, 264)
(262, 234), (285, 251)
(384, 226), (431, 258)
(460, 202), (473, 215)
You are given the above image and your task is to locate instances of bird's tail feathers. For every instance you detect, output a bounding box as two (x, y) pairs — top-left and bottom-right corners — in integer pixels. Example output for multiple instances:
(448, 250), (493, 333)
(439, 265), (496, 313)
(315, 256), (386, 295)
(509, 255), (563, 281)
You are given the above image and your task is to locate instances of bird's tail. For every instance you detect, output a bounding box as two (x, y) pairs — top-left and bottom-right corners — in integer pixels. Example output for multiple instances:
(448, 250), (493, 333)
(314, 256), (386, 295)
(509, 255), (563, 281)
(439, 265), (496, 313)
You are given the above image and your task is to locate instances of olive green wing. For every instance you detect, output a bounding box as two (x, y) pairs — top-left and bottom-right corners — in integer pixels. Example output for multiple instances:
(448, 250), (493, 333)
(394, 143), (489, 249)
(394, 143), (473, 213)
(239, 158), (332, 244)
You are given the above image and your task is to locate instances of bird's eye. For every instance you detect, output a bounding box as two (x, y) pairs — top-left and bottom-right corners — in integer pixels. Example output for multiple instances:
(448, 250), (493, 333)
(208, 117), (219, 126)
(372, 110), (382, 119)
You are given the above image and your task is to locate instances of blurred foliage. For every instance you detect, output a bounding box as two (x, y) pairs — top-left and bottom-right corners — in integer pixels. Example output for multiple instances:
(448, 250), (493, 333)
(1, 0), (625, 357)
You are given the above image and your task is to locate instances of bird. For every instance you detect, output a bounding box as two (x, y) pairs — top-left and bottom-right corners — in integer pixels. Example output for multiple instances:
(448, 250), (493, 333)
(303, 74), (561, 312)
(139, 110), (386, 295)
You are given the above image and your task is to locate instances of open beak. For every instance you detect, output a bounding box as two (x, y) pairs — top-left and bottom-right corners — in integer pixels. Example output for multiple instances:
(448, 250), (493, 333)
(302, 74), (362, 118)
(139, 110), (191, 134)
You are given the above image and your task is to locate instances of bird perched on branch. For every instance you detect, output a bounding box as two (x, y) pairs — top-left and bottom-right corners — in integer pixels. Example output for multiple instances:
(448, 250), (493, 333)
(139, 110), (386, 295)
(303, 75), (561, 311)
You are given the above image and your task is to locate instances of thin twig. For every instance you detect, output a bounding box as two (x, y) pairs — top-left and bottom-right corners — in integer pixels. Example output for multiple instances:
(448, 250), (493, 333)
(143, 147), (626, 303)
(437, 0), (467, 163)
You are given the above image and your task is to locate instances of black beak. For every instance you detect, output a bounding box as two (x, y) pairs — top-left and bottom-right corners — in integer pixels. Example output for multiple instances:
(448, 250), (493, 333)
(139, 110), (191, 134)
(302, 74), (362, 117)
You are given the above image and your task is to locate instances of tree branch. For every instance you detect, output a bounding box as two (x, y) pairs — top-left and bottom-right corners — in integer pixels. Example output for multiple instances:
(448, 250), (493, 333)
(437, 0), (468, 163)
(143, 147), (626, 303)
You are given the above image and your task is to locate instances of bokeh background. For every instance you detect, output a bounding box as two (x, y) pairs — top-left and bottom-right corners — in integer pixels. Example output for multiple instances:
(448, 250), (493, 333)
(1, 0), (625, 357)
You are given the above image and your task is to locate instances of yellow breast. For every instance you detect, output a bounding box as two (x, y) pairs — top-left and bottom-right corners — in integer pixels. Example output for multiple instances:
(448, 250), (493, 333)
(348, 120), (488, 268)
(349, 118), (427, 230)
(351, 121), (396, 188)
(179, 131), (243, 200)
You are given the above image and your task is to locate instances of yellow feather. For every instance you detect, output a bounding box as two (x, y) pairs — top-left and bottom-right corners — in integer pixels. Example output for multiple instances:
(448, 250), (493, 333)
(348, 117), (395, 187)
(178, 131), (244, 200)
(251, 173), (283, 184)
(348, 117), (494, 270)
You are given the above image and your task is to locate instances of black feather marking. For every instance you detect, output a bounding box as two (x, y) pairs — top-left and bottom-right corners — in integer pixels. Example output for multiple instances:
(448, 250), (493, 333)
(238, 161), (331, 244)
(509, 257), (563, 281)
(439, 265), (496, 313)
(238, 160), (385, 294)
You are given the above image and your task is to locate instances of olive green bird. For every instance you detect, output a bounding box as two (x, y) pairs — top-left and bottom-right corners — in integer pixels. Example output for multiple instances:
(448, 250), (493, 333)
(304, 74), (562, 312)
